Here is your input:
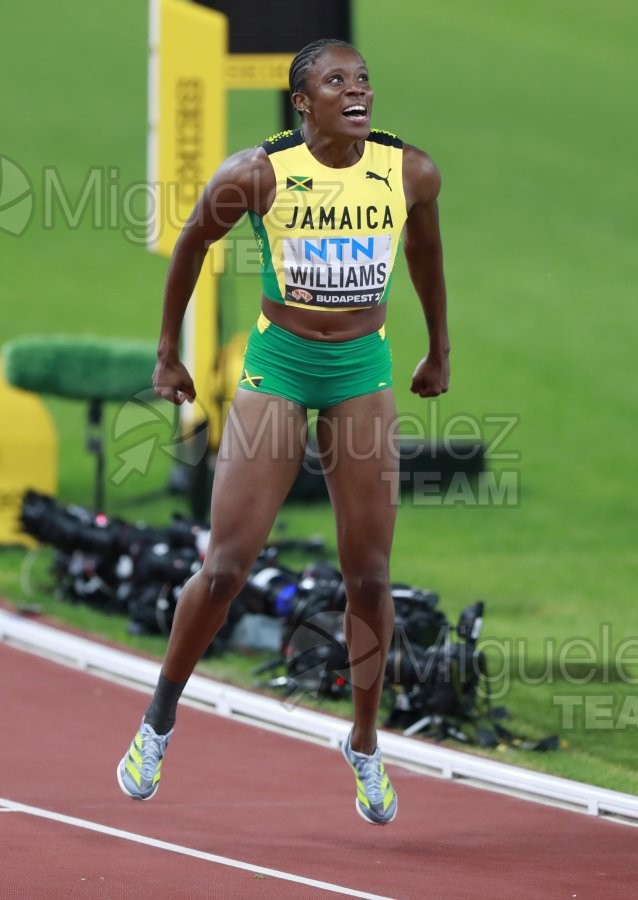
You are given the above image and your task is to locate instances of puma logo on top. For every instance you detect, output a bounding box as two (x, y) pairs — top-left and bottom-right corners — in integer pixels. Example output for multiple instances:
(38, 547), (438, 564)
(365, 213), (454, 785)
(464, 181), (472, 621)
(365, 168), (392, 191)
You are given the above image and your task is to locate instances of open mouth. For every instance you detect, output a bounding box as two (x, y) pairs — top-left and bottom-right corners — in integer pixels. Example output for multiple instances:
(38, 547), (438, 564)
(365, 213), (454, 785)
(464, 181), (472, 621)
(342, 105), (368, 120)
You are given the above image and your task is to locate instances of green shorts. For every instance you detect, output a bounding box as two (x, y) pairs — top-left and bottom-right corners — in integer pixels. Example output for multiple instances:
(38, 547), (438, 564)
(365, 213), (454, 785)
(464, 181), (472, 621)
(238, 313), (393, 409)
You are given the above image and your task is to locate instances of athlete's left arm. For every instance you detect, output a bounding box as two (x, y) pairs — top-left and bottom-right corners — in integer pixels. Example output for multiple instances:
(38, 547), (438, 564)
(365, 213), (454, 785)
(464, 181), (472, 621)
(402, 145), (450, 397)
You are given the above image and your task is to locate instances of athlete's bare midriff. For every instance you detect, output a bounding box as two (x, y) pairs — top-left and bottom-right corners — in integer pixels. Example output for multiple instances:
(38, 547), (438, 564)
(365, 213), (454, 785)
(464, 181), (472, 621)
(260, 295), (387, 341)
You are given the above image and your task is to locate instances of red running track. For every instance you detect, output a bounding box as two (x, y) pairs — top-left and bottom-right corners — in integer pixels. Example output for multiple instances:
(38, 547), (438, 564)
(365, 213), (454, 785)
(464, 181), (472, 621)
(0, 640), (635, 899)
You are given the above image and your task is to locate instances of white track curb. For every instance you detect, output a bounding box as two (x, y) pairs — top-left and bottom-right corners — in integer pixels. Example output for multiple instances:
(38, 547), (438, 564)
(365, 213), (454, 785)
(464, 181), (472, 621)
(1, 609), (637, 826)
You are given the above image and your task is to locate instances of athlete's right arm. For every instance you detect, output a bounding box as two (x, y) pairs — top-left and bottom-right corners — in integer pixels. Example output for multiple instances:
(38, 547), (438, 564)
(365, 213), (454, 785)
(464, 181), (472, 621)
(154, 148), (275, 403)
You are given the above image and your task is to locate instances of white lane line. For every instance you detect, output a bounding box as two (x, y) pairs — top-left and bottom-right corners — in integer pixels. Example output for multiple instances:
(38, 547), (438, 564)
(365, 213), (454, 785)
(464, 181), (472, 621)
(0, 797), (395, 900)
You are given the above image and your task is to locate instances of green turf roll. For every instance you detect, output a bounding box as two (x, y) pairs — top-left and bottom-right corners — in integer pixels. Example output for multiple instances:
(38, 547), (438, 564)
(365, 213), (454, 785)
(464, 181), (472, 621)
(3, 335), (157, 401)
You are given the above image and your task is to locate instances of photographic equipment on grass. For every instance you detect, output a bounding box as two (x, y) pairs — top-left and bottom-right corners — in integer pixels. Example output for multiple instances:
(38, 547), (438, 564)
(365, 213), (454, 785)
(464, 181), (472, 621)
(253, 559), (348, 697)
(384, 600), (488, 737)
(19, 490), (205, 624)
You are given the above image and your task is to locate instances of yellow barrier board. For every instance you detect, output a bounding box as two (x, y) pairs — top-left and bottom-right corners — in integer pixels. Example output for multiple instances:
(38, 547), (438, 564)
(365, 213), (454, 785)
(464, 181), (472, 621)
(149, 0), (227, 438)
(148, 2), (285, 447)
(149, 0), (227, 258)
(0, 372), (58, 546)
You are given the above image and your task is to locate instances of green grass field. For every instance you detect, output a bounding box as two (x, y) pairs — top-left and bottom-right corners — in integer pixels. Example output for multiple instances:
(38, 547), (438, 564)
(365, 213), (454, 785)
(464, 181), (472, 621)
(1, 0), (637, 793)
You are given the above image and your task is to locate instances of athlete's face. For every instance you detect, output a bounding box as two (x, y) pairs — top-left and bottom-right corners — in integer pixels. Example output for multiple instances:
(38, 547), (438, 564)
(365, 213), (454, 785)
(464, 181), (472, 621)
(296, 47), (374, 139)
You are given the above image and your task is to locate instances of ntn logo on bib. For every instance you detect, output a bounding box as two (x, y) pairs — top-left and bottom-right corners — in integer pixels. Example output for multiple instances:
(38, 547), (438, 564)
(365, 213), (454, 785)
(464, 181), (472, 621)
(283, 235), (392, 309)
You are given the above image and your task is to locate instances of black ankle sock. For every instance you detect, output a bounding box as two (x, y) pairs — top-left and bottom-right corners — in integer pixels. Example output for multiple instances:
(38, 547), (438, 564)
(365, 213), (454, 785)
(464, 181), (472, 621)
(143, 673), (188, 735)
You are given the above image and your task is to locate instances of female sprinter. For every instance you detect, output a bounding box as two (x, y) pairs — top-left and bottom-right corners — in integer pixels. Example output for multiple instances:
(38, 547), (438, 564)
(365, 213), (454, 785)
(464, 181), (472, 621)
(117, 38), (449, 826)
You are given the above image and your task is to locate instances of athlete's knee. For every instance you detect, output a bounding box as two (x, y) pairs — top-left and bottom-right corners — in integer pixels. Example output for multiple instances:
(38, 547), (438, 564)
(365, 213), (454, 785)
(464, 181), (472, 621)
(341, 568), (391, 612)
(198, 557), (250, 607)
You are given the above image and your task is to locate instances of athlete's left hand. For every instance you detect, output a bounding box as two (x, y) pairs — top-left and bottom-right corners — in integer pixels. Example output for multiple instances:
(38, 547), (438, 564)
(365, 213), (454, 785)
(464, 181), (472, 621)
(410, 354), (450, 397)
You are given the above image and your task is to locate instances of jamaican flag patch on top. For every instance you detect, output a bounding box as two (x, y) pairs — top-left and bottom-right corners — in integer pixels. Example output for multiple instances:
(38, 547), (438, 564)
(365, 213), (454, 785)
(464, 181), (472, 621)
(286, 176), (313, 192)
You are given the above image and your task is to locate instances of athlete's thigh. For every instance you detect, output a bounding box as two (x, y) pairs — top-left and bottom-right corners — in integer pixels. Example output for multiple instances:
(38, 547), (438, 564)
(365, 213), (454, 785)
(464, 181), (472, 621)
(207, 389), (308, 557)
(316, 389), (400, 568)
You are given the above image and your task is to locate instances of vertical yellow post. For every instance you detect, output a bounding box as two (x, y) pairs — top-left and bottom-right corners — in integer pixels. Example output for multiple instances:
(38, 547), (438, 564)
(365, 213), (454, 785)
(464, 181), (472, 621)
(148, 0), (227, 443)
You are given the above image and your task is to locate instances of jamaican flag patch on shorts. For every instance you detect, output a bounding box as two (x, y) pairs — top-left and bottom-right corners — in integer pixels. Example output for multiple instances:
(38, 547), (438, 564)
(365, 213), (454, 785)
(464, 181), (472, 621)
(240, 369), (264, 388)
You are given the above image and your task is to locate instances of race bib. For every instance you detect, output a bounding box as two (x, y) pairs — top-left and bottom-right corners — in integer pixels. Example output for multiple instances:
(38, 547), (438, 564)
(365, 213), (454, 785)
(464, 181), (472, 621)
(283, 235), (393, 309)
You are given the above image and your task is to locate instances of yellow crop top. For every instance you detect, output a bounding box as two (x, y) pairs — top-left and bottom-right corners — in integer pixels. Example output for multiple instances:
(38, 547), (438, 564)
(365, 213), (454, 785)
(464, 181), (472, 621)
(249, 128), (407, 311)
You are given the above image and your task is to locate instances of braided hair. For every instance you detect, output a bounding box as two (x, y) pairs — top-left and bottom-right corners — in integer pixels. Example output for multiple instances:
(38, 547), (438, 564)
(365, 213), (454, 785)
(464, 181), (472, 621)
(289, 39), (363, 113)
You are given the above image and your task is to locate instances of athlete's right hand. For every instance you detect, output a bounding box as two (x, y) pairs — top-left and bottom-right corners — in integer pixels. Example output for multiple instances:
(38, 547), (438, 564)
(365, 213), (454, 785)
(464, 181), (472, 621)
(152, 357), (196, 405)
